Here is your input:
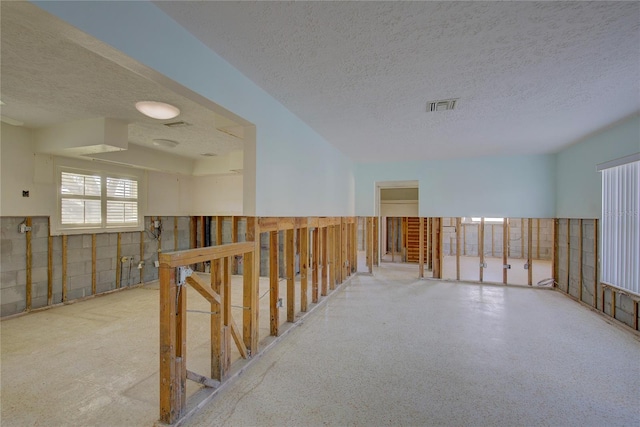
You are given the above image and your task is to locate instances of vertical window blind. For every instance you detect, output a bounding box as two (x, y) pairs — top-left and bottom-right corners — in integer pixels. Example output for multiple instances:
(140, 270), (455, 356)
(600, 158), (639, 295)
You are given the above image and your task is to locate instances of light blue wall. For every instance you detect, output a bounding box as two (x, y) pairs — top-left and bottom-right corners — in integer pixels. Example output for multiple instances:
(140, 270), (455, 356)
(34, 1), (354, 217)
(555, 114), (639, 219)
(356, 154), (557, 218)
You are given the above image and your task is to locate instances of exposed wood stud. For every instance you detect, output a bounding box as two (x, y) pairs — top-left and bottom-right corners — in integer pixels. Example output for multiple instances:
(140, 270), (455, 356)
(578, 219), (583, 302)
(232, 217), (239, 273)
(209, 258), (223, 380)
(321, 226), (328, 296)
(25, 217), (32, 311)
(300, 227), (309, 312)
(419, 217), (425, 278)
(269, 231), (279, 336)
(455, 218), (461, 281)
(552, 219), (558, 286)
(527, 219), (533, 286)
(634, 301), (638, 331)
(341, 220), (348, 281)
(116, 233), (122, 289)
(328, 226), (336, 290)
(536, 218), (541, 259)
(431, 218), (442, 279)
(367, 218), (374, 274)
(566, 219), (571, 294)
(312, 227), (319, 303)
(503, 218), (508, 284)
(286, 228), (295, 322)
(47, 218), (53, 306)
(373, 217), (379, 266)
(479, 218), (485, 282)
(62, 235), (68, 302)
(243, 218), (259, 354)
(593, 219), (599, 308)
(139, 231), (145, 285)
(159, 264), (177, 423)
(92, 234), (97, 295)
(611, 290), (616, 320)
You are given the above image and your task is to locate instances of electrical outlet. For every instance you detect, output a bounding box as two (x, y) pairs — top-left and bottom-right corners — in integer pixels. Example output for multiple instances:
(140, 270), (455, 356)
(154, 260), (160, 268)
(137, 261), (144, 269)
(153, 220), (161, 229)
(22, 190), (29, 197)
(18, 223), (32, 233)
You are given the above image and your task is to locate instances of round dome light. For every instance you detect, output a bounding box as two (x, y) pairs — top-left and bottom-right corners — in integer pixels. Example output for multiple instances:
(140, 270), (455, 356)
(135, 101), (180, 120)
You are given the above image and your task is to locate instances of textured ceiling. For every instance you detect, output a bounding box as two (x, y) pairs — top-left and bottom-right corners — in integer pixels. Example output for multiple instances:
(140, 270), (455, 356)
(0, 2), (243, 160)
(157, 1), (640, 162)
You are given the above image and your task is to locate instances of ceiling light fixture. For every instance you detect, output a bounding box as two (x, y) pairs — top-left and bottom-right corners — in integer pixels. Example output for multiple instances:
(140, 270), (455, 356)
(135, 101), (180, 120)
(152, 139), (179, 148)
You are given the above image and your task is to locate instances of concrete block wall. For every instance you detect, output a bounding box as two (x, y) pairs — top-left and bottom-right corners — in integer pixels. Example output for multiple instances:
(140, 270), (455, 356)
(1, 217), (27, 315)
(0, 216), (191, 317)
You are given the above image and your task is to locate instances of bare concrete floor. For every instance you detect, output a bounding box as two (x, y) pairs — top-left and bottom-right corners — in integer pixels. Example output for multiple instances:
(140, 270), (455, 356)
(2, 264), (639, 426)
(184, 263), (640, 427)
(0, 273), (314, 427)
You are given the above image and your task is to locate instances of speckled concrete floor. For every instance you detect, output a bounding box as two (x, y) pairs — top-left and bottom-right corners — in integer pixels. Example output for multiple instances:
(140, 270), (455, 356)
(184, 263), (640, 427)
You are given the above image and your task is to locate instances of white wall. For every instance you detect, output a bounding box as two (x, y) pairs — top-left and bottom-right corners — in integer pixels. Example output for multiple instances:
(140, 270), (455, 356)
(34, 1), (355, 217)
(191, 174), (243, 216)
(0, 124), (53, 216)
(356, 154), (557, 218)
(555, 114), (639, 219)
(1, 122), (195, 219)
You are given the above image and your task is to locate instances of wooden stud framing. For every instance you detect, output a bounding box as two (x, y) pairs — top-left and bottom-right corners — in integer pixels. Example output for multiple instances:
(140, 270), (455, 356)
(62, 235), (68, 302)
(566, 219), (571, 294)
(455, 217), (461, 281)
(431, 218), (442, 279)
(367, 218), (374, 274)
(479, 218), (485, 282)
(269, 231), (279, 336)
(232, 216), (239, 273)
(210, 258), (223, 380)
(593, 219), (599, 308)
(552, 219), (558, 286)
(611, 290), (616, 320)
(47, 218), (53, 306)
(92, 234), (97, 295)
(578, 219), (583, 302)
(352, 221), (357, 273)
(536, 218), (541, 260)
(503, 219), (508, 284)
(321, 226), (328, 296)
(244, 218), (259, 354)
(286, 228), (295, 322)
(300, 227), (309, 312)
(312, 227), (319, 303)
(391, 218), (396, 262)
(341, 219), (348, 281)
(527, 219), (533, 286)
(25, 217), (32, 311)
(328, 226), (336, 290)
(373, 217), (379, 266)
(200, 216), (206, 247)
(159, 264), (176, 423)
(419, 217), (425, 278)
(139, 231), (145, 286)
(116, 233), (122, 289)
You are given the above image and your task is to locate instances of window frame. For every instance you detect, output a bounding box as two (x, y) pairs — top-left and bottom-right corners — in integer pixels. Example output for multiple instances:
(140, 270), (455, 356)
(56, 166), (144, 235)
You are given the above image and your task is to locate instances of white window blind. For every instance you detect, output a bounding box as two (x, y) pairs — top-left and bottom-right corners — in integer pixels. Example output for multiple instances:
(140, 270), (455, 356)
(60, 172), (102, 225)
(58, 169), (141, 232)
(601, 159), (639, 295)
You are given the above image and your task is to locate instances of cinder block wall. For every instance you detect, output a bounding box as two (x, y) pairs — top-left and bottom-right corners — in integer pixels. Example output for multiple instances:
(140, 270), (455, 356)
(556, 218), (639, 331)
(0, 216), (191, 317)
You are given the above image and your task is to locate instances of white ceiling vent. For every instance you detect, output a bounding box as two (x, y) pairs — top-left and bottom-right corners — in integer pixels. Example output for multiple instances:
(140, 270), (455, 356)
(427, 99), (457, 112)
